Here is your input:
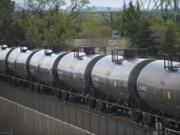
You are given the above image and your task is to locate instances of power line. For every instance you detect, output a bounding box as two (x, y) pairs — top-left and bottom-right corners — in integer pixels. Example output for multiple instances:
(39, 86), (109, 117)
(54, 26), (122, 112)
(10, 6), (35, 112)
(126, 0), (180, 23)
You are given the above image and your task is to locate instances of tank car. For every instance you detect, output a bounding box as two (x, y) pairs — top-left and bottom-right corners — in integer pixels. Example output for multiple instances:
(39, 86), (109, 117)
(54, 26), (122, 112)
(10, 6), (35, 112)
(91, 49), (153, 107)
(7, 47), (38, 79)
(28, 49), (67, 86)
(137, 60), (180, 118)
(56, 51), (105, 93)
(0, 45), (11, 74)
(0, 45), (15, 74)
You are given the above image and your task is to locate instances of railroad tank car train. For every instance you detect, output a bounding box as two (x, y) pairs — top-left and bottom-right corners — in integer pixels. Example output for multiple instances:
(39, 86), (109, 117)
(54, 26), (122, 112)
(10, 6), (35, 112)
(0, 45), (180, 131)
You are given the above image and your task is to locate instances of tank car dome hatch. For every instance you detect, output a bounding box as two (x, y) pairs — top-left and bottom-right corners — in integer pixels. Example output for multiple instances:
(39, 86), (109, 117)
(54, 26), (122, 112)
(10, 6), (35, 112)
(44, 49), (53, 56)
(137, 60), (180, 117)
(20, 47), (28, 53)
(0, 45), (8, 50)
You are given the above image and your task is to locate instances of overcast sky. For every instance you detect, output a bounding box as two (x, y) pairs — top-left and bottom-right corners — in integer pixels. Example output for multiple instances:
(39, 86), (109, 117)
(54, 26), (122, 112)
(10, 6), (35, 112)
(14, 0), (133, 8)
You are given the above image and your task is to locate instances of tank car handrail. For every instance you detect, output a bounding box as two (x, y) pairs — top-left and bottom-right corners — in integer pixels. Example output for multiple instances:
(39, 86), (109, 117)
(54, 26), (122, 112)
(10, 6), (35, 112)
(163, 54), (180, 70)
(111, 49), (124, 64)
(73, 46), (106, 60)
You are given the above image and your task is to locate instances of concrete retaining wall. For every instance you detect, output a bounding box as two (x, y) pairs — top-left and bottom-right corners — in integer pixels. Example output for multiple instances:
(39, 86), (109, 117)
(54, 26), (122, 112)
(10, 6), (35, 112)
(0, 97), (95, 135)
(0, 81), (153, 135)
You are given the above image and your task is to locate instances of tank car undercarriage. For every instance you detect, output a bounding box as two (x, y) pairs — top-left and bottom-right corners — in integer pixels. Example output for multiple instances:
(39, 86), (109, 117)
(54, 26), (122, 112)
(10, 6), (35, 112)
(0, 73), (180, 134)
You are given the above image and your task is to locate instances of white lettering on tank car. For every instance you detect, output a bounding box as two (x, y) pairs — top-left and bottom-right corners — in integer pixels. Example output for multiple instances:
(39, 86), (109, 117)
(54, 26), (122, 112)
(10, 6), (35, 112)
(93, 77), (99, 82)
(59, 71), (63, 75)
(138, 84), (147, 97)
(113, 80), (117, 88)
(139, 85), (147, 92)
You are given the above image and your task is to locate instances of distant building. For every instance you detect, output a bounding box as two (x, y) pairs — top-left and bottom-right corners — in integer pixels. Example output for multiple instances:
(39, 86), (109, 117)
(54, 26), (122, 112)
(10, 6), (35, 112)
(112, 31), (121, 39)
(73, 38), (129, 54)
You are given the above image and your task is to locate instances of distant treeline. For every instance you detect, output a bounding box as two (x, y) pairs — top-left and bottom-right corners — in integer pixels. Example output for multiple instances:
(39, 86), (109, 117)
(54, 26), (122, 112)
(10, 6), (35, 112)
(0, 0), (180, 55)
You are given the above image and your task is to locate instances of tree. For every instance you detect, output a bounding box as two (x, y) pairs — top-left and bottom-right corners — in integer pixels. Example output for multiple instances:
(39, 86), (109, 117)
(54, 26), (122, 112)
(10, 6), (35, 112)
(22, 0), (90, 48)
(25, 0), (66, 13)
(44, 12), (76, 48)
(0, 0), (25, 41)
(123, 1), (126, 11)
(69, 0), (89, 17)
(134, 19), (159, 56)
(24, 0), (48, 16)
(150, 18), (178, 55)
(21, 8), (77, 48)
(163, 23), (177, 54)
(48, 0), (65, 11)
(121, 1), (143, 44)
(78, 13), (111, 39)
(0, 0), (14, 39)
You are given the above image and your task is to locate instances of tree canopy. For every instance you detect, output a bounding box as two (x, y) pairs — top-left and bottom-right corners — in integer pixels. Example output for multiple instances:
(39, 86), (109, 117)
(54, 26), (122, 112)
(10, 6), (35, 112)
(0, 0), (179, 54)
(112, 2), (179, 56)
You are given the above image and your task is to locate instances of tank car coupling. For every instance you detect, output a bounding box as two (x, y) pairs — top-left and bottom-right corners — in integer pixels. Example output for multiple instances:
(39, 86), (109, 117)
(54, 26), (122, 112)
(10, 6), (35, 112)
(44, 49), (53, 56)
(20, 47), (28, 53)
(0, 45), (8, 50)
(163, 53), (180, 70)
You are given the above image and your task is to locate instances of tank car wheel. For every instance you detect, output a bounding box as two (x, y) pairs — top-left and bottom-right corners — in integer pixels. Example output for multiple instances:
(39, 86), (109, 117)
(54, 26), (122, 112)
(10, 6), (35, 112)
(117, 107), (126, 116)
(50, 88), (55, 95)
(16, 79), (21, 87)
(123, 108), (129, 115)
(132, 110), (143, 125)
(96, 101), (106, 112)
(10, 78), (15, 85)
(103, 103), (112, 113)
(12, 78), (18, 86)
(34, 84), (40, 92)
(80, 97), (86, 103)
(56, 90), (62, 99)
(1, 76), (5, 82)
(38, 85), (44, 93)
(88, 98), (97, 109)
(62, 92), (70, 102)
(65, 93), (70, 101)
(30, 83), (35, 91)
(101, 102), (106, 112)
(8, 78), (12, 84)
(108, 105), (119, 113)
(141, 113), (155, 127)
